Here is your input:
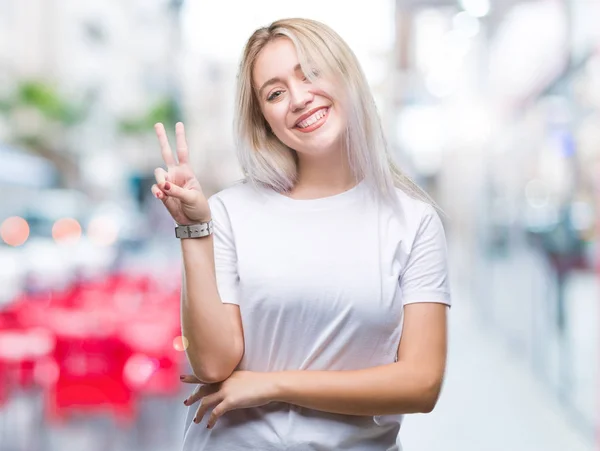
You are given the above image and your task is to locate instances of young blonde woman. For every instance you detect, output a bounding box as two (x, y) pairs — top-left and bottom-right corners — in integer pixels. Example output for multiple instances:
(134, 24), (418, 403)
(151, 18), (451, 451)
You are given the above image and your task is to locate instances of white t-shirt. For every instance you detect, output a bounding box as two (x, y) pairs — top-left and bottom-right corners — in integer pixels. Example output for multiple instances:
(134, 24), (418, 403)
(182, 179), (451, 451)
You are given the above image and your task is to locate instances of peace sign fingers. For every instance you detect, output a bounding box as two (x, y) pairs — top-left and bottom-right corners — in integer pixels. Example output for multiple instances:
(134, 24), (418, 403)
(154, 123), (177, 167)
(175, 122), (189, 165)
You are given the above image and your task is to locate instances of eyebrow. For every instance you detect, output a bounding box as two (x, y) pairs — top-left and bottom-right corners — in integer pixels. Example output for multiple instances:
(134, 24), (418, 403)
(257, 63), (302, 97)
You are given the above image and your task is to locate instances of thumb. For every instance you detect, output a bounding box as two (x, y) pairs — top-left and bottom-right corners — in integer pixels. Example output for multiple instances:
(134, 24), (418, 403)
(164, 182), (197, 205)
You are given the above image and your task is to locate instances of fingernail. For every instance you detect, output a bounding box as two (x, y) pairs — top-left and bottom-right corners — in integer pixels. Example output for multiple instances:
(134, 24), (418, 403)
(180, 375), (184, 380)
(183, 399), (187, 405)
(164, 182), (171, 190)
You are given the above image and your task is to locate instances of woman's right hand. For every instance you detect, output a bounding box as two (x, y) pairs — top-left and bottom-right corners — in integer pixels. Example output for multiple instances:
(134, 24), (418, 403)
(151, 122), (211, 225)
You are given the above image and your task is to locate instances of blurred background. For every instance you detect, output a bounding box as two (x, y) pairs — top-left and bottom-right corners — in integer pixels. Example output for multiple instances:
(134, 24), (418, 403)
(0, 0), (598, 450)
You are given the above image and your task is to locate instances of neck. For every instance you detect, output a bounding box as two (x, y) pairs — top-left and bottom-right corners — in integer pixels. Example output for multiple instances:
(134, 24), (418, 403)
(290, 146), (357, 198)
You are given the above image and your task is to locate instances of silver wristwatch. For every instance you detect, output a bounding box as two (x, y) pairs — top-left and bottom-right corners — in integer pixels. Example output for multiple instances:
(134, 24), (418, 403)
(174, 220), (213, 239)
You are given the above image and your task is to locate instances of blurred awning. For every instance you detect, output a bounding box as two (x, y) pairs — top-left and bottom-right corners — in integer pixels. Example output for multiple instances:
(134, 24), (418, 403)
(0, 144), (58, 189)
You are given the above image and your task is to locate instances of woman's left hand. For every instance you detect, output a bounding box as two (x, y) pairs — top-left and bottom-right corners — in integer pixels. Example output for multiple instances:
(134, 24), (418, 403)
(181, 371), (279, 429)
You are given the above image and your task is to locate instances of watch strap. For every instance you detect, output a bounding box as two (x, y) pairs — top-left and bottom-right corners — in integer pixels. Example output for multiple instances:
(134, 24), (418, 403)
(174, 220), (213, 239)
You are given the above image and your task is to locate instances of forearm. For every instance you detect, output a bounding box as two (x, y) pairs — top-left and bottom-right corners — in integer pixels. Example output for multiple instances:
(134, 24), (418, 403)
(271, 362), (442, 416)
(181, 237), (241, 383)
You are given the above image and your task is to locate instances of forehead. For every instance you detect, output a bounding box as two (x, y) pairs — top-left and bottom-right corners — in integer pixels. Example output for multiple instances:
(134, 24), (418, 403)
(253, 38), (300, 86)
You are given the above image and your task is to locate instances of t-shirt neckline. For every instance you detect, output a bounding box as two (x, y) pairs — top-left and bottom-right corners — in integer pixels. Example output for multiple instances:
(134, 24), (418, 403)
(263, 179), (367, 210)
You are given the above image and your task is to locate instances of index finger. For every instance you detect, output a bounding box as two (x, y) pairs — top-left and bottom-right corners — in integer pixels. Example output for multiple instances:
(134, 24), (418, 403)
(154, 123), (176, 166)
(175, 122), (189, 165)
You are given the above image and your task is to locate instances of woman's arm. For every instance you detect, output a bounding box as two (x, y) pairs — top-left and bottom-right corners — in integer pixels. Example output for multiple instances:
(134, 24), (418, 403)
(184, 302), (448, 426)
(270, 302), (448, 415)
(180, 236), (244, 384)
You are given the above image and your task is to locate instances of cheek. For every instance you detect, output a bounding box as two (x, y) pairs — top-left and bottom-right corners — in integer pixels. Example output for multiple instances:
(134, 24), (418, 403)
(332, 106), (347, 126)
(263, 107), (289, 132)
(313, 77), (341, 100)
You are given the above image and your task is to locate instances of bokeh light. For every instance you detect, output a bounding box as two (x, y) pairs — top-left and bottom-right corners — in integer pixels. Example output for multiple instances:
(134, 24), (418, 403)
(525, 179), (551, 209)
(1, 216), (30, 246)
(87, 215), (119, 246)
(173, 335), (189, 352)
(52, 218), (82, 243)
(453, 11), (480, 38)
(459, 0), (491, 18)
(123, 354), (159, 387)
(33, 357), (60, 387)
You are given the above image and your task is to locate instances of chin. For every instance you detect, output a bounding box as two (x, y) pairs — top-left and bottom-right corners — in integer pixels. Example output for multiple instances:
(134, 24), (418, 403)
(290, 133), (343, 158)
(290, 121), (345, 156)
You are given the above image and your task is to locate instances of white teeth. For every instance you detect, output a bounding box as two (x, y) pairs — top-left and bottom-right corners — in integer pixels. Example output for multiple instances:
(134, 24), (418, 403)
(297, 108), (328, 129)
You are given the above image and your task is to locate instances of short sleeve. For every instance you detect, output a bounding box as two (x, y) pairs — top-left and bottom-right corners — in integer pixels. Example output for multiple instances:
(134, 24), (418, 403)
(400, 204), (451, 306)
(208, 195), (240, 305)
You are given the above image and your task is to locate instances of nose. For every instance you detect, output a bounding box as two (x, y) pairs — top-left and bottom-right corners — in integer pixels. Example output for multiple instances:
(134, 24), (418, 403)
(289, 84), (313, 113)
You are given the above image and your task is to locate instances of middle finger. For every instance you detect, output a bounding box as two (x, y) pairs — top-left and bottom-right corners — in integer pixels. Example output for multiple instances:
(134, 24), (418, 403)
(193, 392), (222, 424)
(184, 383), (219, 406)
(175, 122), (189, 165)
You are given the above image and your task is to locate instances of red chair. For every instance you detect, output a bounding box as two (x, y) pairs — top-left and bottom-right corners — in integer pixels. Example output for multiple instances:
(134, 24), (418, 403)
(119, 303), (183, 396)
(0, 304), (56, 392)
(1, 268), (184, 426)
(43, 308), (136, 425)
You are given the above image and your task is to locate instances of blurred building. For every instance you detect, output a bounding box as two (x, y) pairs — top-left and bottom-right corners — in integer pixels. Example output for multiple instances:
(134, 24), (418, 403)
(392, 0), (600, 437)
(179, 57), (242, 195)
(0, 0), (184, 194)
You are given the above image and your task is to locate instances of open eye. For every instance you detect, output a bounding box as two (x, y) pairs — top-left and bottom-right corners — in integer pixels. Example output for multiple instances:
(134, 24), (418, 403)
(267, 90), (283, 102)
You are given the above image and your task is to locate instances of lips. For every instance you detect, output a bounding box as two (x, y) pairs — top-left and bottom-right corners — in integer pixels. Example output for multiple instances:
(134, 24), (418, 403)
(293, 106), (329, 128)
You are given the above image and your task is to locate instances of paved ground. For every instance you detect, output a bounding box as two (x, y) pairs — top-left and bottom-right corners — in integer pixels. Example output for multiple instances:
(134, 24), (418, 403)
(400, 292), (595, 451)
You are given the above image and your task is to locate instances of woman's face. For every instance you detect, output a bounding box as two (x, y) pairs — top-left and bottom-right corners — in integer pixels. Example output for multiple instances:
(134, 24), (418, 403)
(253, 38), (345, 157)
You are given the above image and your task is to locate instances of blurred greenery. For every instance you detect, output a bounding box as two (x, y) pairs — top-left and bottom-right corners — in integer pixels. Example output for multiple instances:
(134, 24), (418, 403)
(19, 81), (84, 125)
(0, 80), (87, 125)
(0, 80), (181, 186)
(0, 98), (10, 113)
(0, 80), (89, 186)
(118, 97), (181, 135)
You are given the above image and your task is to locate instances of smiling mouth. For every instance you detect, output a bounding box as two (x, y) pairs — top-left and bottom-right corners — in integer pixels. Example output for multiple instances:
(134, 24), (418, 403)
(294, 107), (330, 133)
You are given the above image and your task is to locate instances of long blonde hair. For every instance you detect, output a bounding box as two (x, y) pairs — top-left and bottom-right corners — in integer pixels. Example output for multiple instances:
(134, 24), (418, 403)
(234, 18), (440, 212)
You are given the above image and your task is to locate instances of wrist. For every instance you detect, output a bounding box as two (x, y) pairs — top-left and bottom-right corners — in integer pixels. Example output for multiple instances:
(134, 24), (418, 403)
(175, 220), (213, 239)
(268, 372), (287, 403)
(176, 217), (212, 226)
